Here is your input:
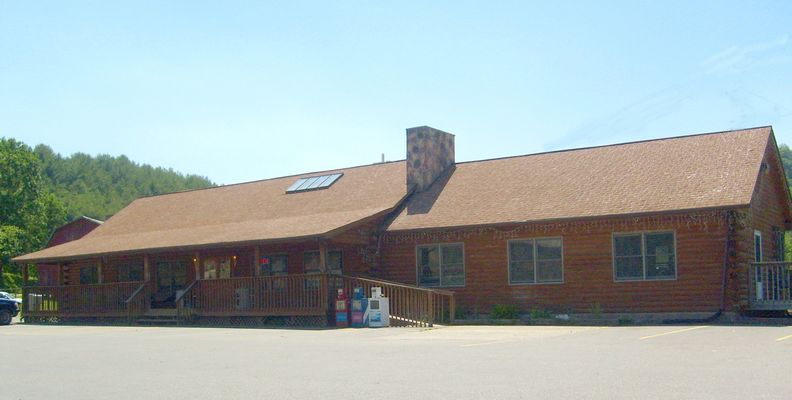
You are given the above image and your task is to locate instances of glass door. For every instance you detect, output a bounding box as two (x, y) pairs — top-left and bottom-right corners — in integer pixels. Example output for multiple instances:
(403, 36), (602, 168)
(154, 260), (188, 307)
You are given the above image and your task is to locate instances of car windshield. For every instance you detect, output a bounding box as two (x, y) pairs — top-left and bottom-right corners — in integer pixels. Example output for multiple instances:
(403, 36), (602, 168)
(0, 292), (12, 300)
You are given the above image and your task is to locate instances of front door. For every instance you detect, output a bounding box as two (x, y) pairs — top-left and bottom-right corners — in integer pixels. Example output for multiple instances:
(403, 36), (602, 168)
(153, 260), (188, 308)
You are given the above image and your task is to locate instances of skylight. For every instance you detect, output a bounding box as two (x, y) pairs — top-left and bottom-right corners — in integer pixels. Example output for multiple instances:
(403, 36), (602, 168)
(286, 173), (343, 193)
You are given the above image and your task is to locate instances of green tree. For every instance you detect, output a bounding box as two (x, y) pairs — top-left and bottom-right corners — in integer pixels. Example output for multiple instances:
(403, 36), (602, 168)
(0, 138), (67, 288)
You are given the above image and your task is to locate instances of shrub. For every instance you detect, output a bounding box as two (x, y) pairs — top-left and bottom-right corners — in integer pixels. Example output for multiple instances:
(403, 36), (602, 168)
(529, 308), (553, 319)
(491, 304), (520, 319)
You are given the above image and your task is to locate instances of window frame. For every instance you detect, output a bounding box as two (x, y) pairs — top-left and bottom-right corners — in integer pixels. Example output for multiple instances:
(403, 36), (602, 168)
(302, 250), (343, 274)
(116, 262), (144, 283)
(754, 230), (763, 262)
(260, 253), (289, 276)
(507, 237), (565, 285)
(79, 265), (98, 285)
(612, 230), (677, 282)
(414, 242), (466, 288)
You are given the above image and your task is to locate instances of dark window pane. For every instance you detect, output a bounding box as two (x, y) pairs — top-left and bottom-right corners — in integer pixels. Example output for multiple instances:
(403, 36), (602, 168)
(79, 266), (98, 284)
(271, 255), (288, 275)
(536, 238), (562, 260)
(418, 246), (440, 286)
(510, 260), (535, 283)
(303, 251), (320, 273)
(646, 253), (676, 279)
(614, 235), (642, 257)
(615, 256), (643, 280)
(754, 232), (762, 262)
(328, 250), (343, 274)
(509, 240), (533, 262)
(645, 232), (675, 279)
(537, 260), (563, 283)
(441, 245), (463, 265)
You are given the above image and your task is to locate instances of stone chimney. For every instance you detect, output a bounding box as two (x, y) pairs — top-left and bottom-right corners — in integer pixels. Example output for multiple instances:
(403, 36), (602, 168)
(406, 126), (455, 192)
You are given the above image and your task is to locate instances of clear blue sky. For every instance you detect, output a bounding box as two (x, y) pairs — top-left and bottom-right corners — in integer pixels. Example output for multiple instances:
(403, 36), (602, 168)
(1, 1), (791, 184)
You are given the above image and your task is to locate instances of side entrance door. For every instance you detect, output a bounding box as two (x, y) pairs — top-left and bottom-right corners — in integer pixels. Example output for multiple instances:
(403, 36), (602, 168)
(153, 260), (188, 308)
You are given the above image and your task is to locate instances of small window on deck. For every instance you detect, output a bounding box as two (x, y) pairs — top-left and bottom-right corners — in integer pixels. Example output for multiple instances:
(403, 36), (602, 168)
(79, 266), (98, 284)
(117, 262), (144, 282)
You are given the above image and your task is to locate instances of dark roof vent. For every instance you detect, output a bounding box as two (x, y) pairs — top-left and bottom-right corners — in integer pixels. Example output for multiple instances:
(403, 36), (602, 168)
(286, 173), (343, 193)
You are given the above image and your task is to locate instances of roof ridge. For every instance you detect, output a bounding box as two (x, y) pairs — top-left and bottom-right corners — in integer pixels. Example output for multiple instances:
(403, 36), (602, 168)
(138, 159), (407, 199)
(455, 125), (773, 166)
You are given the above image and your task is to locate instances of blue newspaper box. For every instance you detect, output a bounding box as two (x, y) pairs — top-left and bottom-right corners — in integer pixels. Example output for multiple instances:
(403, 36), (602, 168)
(350, 287), (368, 328)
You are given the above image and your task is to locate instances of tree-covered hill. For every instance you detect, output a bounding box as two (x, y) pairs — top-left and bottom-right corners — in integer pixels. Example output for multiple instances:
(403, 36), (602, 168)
(33, 144), (214, 221)
(1, 138), (213, 289)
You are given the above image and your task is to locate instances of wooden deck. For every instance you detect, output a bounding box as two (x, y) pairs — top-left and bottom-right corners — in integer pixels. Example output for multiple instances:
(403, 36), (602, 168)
(749, 262), (792, 311)
(22, 273), (456, 326)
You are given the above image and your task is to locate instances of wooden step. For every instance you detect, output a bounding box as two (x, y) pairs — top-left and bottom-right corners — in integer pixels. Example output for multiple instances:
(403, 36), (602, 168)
(136, 318), (179, 325)
(144, 308), (177, 318)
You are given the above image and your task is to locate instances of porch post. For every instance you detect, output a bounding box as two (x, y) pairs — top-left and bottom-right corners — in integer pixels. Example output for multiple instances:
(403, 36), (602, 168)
(57, 263), (64, 285)
(22, 263), (29, 287)
(97, 257), (104, 284)
(193, 252), (201, 280)
(319, 242), (328, 273)
(143, 255), (151, 282)
(253, 246), (261, 276)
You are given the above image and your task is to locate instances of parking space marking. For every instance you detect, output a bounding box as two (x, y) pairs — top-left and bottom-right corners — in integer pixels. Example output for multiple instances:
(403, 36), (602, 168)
(775, 333), (792, 342)
(639, 326), (709, 340)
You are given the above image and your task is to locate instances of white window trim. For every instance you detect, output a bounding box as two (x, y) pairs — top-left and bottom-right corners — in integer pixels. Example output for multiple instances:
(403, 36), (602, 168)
(612, 230), (678, 282)
(754, 230), (762, 262)
(415, 242), (466, 288)
(507, 237), (565, 285)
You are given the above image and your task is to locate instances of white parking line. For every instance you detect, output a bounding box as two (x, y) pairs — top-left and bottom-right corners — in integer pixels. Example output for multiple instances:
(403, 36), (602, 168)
(639, 326), (709, 340)
(775, 333), (792, 342)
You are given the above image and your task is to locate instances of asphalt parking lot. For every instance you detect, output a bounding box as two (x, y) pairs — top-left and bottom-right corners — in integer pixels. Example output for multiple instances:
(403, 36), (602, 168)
(1, 322), (790, 400)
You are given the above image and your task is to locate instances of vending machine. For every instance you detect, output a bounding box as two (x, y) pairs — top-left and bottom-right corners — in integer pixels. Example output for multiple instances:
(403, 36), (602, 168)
(367, 287), (390, 328)
(351, 287), (368, 328)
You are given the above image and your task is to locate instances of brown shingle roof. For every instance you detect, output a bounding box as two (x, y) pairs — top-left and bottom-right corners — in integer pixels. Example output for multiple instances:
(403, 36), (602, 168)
(15, 161), (408, 262)
(385, 127), (774, 232)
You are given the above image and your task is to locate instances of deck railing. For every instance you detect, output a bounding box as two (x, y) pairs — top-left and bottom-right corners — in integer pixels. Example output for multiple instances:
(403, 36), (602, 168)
(331, 275), (456, 327)
(23, 281), (141, 319)
(126, 281), (154, 324)
(749, 262), (792, 310)
(177, 274), (329, 320)
(21, 273), (456, 326)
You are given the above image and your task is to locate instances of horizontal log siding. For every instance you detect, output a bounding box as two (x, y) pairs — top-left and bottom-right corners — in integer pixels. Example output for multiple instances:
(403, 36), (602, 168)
(381, 214), (730, 314)
(735, 138), (792, 309)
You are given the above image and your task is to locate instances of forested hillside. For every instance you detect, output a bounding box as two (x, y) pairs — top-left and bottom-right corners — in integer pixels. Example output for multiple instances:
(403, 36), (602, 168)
(33, 145), (213, 221)
(1, 138), (213, 289)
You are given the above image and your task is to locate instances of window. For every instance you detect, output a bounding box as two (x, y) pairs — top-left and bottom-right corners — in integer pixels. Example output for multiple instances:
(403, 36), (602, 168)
(754, 230), (762, 262)
(508, 238), (563, 284)
(286, 173), (343, 193)
(613, 231), (676, 281)
(117, 262), (144, 282)
(260, 254), (288, 276)
(416, 243), (464, 287)
(204, 257), (232, 279)
(772, 227), (785, 262)
(303, 250), (342, 274)
(303, 250), (343, 289)
(79, 266), (98, 284)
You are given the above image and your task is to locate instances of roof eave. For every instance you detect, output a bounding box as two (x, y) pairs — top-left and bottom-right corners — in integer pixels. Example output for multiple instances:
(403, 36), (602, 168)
(384, 204), (751, 234)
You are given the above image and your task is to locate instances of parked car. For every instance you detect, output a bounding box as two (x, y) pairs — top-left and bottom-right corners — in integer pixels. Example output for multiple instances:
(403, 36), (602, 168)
(0, 292), (21, 325)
